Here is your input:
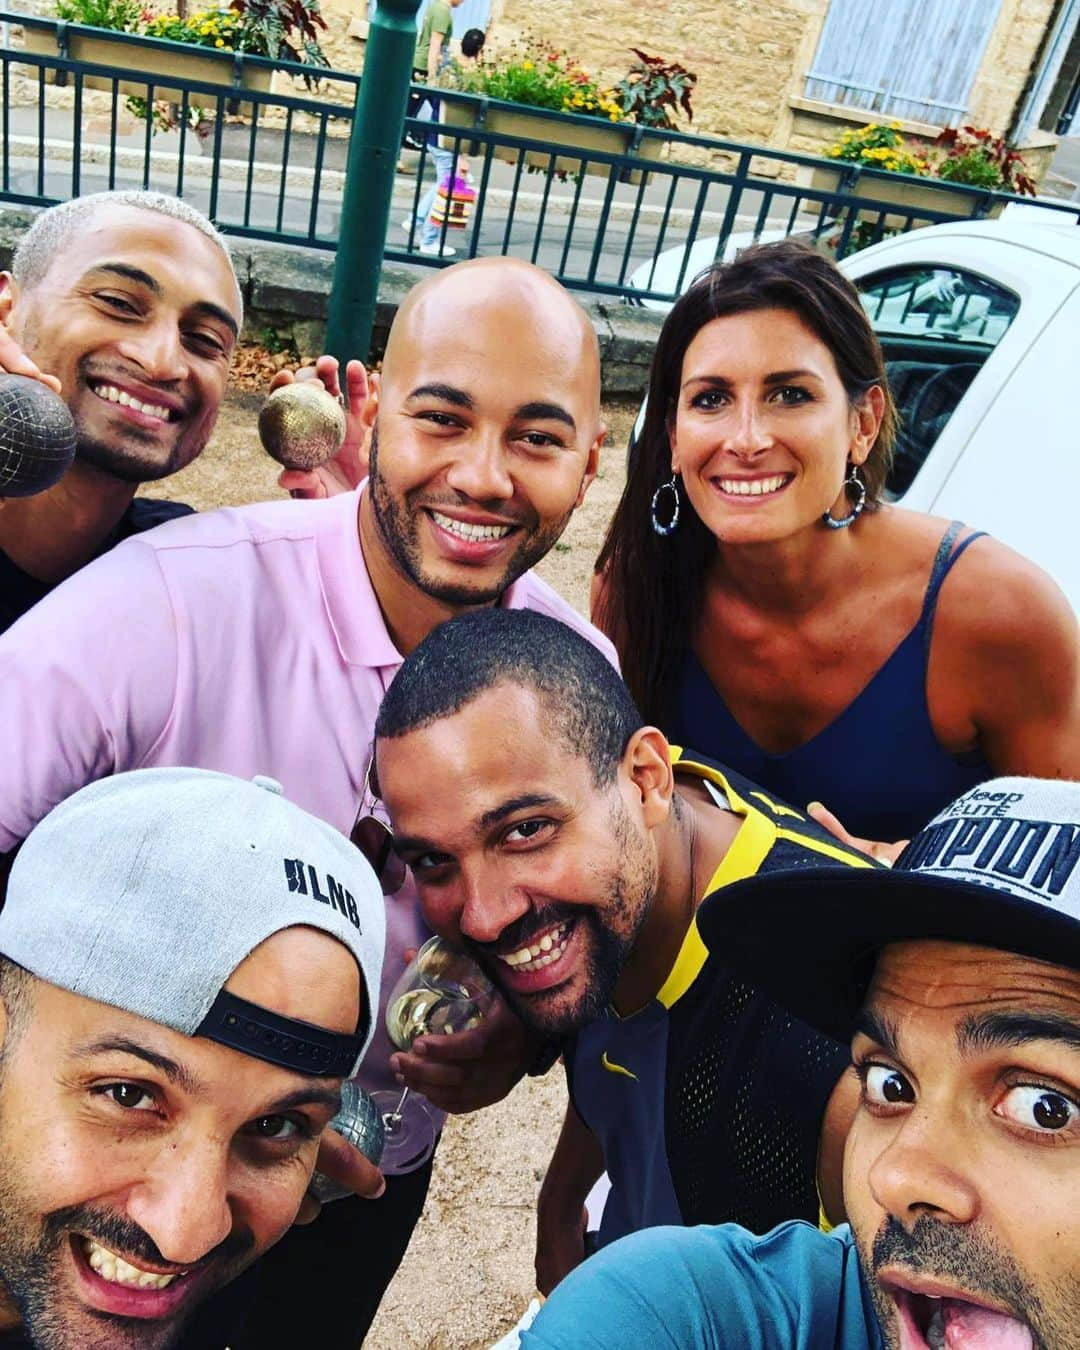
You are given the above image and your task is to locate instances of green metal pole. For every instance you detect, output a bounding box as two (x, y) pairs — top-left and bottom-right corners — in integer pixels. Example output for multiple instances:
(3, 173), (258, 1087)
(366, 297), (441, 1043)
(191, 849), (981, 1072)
(325, 0), (423, 363)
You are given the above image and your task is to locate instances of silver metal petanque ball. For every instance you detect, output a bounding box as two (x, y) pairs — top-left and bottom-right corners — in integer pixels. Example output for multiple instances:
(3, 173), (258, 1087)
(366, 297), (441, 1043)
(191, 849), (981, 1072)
(0, 373), (78, 498)
(258, 381), (347, 472)
(307, 1080), (386, 1204)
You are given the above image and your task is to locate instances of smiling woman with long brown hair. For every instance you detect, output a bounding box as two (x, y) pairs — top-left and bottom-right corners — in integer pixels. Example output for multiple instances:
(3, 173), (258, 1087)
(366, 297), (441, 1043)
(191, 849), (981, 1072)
(594, 240), (1079, 845)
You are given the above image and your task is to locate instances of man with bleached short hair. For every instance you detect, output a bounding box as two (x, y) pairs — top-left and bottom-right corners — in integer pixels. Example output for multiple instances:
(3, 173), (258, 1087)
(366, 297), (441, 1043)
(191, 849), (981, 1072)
(0, 190), (243, 632)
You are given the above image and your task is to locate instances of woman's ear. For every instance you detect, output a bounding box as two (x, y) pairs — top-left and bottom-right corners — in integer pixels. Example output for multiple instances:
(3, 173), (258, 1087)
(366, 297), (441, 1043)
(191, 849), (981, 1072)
(666, 413), (680, 475)
(850, 384), (885, 467)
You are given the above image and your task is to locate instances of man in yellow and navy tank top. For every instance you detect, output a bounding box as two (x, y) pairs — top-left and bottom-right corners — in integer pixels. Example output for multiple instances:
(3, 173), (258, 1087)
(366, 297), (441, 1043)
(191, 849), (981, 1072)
(373, 608), (879, 1296)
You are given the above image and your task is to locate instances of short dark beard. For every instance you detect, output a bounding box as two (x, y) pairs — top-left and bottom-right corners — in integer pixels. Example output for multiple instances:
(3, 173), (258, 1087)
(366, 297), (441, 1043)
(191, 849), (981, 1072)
(862, 1214), (1064, 1350)
(368, 424), (576, 607)
(74, 430), (173, 485)
(476, 904), (636, 1037)
(469, 797), (657, 1036)
(0, 1201), (254, 1350)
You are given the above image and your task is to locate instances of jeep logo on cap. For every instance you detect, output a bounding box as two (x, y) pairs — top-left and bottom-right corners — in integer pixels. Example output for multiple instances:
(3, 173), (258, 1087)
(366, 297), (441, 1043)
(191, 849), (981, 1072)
(283, 858), (362, 930)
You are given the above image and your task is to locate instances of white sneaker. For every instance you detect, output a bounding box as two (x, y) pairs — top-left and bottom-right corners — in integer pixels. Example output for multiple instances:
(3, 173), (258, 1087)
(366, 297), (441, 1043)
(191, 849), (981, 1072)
(419, 242), (456, 256)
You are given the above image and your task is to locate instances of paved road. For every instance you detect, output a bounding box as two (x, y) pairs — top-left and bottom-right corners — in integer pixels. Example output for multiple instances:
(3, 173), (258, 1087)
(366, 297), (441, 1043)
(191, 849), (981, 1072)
(2, 101), (819, 296)
(1048, 135), (1080, 198)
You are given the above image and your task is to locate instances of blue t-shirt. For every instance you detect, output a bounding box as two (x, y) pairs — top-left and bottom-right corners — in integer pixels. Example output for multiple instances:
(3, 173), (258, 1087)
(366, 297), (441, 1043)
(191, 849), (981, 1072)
(521, 1222), (885, 1350)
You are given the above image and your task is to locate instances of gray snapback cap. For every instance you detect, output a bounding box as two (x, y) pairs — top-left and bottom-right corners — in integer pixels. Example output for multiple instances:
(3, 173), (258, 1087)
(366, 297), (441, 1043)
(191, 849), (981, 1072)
(1, 767), (385, 1077)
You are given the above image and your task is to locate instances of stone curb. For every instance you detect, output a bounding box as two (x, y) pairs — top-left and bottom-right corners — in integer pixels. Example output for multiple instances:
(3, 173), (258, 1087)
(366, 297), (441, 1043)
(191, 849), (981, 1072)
(0, 204), (662, 399)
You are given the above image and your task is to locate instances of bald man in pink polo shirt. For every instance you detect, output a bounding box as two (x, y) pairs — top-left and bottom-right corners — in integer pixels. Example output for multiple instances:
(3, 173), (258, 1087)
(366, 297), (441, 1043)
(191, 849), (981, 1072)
(0, 257), (612, 1349)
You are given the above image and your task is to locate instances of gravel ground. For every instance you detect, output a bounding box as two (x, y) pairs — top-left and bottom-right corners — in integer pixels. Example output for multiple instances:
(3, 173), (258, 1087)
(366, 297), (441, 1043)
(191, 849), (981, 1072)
(142, 389), (635, 1349)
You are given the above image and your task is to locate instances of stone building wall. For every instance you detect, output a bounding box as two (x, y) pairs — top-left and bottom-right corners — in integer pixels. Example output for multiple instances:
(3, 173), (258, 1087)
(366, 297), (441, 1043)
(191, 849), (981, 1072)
(968, 0), (1057, 132)
(490, 0), (1057, 159)
(489, 0), (828, 147)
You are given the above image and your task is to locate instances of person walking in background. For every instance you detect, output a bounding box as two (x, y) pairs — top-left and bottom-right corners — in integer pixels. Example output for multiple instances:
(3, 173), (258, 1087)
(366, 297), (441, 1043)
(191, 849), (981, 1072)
(401, 0), (464, 158)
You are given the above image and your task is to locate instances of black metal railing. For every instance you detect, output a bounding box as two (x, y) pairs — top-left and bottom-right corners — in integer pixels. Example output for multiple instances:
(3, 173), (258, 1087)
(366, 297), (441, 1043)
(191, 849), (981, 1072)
(3, 14), (1079, 306)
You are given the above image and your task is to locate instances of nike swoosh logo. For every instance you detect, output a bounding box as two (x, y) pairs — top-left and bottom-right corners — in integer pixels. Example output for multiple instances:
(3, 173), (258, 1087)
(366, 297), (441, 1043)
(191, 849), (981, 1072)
(601, 1052), (638, 1081)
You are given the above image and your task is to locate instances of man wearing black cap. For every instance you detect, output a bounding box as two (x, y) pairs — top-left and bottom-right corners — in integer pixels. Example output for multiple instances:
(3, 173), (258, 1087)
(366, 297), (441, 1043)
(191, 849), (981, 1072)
(521, 777), (1080, 1350)
(0, 766), (384, 1350)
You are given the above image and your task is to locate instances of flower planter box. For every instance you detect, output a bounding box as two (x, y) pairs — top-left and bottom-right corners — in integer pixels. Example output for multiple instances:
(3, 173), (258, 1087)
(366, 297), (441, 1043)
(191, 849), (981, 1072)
(796, 163), (1004, 227)
(440, 97), (663, 184)
(21, 21), (273, 106)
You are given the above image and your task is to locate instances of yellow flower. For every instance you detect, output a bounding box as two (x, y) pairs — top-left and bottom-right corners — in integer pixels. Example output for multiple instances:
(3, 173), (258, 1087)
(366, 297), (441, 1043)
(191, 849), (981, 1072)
(215, 36), (224, 45)
(522, 59), (533, 71)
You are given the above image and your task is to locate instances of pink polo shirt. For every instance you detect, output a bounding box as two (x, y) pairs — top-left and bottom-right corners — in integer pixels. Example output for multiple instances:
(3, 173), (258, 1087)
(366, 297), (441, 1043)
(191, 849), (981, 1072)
(0, 485), (617, 1099)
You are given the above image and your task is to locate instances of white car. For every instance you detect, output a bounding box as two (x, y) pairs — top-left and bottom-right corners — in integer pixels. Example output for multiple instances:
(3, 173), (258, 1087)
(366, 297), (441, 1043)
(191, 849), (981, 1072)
(627, 214), (1080, 610)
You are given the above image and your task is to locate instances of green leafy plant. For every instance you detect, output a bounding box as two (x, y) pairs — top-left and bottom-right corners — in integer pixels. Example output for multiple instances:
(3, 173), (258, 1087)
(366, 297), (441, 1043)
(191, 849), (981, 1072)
(449, 43), (624, 121)
(614, 49), (696, 130)
(259, 323), (298, 357)
(54, 0), (143, 31)
(125, 93), (209, 133)
(225, 0), (327, 65)
(59, 0), (328, 64)
(826, 122), (932, 176)
(933, 125), (1036, 196)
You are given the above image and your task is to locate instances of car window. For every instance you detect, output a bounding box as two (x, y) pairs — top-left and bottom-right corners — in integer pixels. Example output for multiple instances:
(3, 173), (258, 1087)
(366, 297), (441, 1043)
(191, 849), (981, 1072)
(857, 266), (1020, 497)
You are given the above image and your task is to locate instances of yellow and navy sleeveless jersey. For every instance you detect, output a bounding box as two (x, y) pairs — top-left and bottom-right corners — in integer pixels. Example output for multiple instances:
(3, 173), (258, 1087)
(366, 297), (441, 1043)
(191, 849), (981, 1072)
(565, 748), (876, 1248)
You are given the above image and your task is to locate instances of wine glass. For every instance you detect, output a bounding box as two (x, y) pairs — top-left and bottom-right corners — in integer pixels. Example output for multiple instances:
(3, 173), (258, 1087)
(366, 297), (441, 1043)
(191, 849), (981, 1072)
(372, 936), (492, 1175)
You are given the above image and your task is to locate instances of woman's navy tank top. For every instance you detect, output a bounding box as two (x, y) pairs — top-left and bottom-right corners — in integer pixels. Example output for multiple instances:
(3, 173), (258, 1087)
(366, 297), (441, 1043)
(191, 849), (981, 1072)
(667, 522), (992, 841)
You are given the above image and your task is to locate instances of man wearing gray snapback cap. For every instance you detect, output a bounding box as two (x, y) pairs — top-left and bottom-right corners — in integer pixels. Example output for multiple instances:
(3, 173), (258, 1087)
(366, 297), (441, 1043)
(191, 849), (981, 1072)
(522, 777), (1080, 1350)
(0, 766), (384, 1350)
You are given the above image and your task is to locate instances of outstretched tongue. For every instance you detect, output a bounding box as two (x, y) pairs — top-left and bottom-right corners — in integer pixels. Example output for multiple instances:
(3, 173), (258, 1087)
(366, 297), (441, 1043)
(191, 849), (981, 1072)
(936, 1301), (1034, 1349)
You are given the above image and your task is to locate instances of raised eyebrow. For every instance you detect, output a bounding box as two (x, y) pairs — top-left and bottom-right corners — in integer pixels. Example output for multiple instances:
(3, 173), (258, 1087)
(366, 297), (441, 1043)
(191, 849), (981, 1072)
(406, 383), (474, 409)
(762, 368), (822, 385)
(680, 373), (733, 392)
(83, 262), (162, 294)
(388, 830), (443, 858)
(513, 401), (576, 432)
(71, 1036), (201, 1096)
(191, 300), (239, 341)
(479, 793), (561, 831)
(854, 1008), (903, 1060)
(392, 793), (563, 857)
(263, 1085), (343, 1116)
(82, 265), (237, 339)
(956, 1011), (1080, 1058)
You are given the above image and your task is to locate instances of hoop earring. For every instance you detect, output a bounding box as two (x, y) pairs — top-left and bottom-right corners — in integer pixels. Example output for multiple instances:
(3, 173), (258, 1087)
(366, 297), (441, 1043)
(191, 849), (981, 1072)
(822, 464), (866, 530)
(651, 474), (680, 536)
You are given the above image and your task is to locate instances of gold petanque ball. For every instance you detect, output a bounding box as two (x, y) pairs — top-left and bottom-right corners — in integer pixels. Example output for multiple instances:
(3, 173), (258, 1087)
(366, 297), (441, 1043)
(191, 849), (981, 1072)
(258, 381), (347, 472)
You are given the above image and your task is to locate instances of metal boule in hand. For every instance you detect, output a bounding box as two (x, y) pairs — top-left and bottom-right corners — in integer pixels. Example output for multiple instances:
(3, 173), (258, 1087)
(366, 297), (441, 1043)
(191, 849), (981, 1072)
(258, 381), (346, 472)
(0, 374), (77, 499)
(307, 1079), (386, 1204)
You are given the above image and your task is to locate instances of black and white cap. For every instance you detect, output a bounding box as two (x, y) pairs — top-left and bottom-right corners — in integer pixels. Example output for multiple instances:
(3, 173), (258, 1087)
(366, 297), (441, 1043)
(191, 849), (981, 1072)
(696, 778), (1080, 1042)
(0, 767), (385, 1077)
